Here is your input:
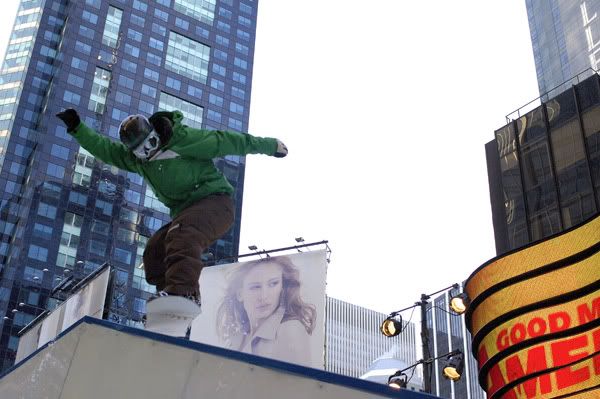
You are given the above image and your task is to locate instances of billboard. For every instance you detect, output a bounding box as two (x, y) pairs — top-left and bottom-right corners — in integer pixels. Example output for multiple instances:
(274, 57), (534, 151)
(15, 265), (111, 363)
(190, 250), (328, 369)
(464, 214), (600, 399)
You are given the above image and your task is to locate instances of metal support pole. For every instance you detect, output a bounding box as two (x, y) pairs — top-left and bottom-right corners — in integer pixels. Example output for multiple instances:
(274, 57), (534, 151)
(420, 294), (431, 393)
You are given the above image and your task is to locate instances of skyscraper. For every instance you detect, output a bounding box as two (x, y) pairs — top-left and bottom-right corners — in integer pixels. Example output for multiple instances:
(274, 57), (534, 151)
(0, 0), (259, 371)
(526, 0), (600, 99)
(486, 23), (600, 254)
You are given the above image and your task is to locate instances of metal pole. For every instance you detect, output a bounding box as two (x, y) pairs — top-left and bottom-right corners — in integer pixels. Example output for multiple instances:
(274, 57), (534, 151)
(420, 294), (431, 394)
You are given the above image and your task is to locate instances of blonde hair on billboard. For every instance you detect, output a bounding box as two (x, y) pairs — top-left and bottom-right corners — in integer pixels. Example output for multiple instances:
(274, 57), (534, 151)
(216, 255), (316, 344)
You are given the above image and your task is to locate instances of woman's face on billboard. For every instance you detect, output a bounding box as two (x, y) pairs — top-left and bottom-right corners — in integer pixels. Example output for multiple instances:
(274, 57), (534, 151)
(237, 262), (283, 327)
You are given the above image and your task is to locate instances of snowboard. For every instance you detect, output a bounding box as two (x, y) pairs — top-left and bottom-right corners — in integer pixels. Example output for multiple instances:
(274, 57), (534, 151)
(143, 295), (201, 338)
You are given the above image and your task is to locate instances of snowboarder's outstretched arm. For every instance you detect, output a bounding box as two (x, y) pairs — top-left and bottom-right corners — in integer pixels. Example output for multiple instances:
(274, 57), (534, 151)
(178, 127), (288, 160)
(56, 109), (139, 173)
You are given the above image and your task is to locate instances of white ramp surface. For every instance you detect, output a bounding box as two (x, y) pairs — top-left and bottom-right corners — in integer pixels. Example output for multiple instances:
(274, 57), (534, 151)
(0, 317), (439, 399)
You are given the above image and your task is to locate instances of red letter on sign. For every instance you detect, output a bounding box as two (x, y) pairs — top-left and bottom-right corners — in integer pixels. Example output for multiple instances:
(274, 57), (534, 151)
(505, 346), (551, 398)
(593, 329), (600, 375)
(551, 335), (590, 390)
(549, 311), (571, 332)
(577, 297), (600, 325)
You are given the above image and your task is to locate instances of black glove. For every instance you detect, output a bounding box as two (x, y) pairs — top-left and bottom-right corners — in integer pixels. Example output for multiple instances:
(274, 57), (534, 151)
(274, 139), (288, 158)
(56, 108), (81, 132)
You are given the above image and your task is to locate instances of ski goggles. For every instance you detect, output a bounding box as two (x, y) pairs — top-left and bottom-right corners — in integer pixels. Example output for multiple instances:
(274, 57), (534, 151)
(131, 129), (161, 160)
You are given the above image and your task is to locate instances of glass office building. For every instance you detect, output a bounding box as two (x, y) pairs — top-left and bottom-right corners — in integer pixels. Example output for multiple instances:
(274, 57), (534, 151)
(526, 0), (600, 99)
(0, 0), (259, 371)
(486, 73), (600, 254)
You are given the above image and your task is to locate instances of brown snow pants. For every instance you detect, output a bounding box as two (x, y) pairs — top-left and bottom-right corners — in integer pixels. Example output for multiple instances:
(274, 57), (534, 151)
(143, 193), (234, 298)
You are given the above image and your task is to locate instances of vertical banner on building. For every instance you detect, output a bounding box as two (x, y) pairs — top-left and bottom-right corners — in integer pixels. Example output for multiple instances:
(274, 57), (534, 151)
(464, 214), (600, 399)
(190, 250), (328, 369)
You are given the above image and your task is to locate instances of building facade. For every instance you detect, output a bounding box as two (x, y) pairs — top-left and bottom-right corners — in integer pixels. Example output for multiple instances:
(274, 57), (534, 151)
(526, 0), (600, 99)
(486, 73), (600, 254)
(325, 297), (418, 383)
(0, 0), (259, 371)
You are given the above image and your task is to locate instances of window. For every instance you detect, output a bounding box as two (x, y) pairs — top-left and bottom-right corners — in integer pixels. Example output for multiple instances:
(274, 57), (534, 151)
(113, 248), (132, 264)
(152, 23), (166, 37)
(117, 228), (135, 245)
(175, 17), (189, 30)
(92, 220), (110, 235)
(89, 240), (106, 256)
(215, 35), (229, 47)
(47, 163), (65, 179)
(120, 208), (139, 224)
(228, 117), (242, 131)
(237, 29), (251, 42)
(75, 40), (91, 55)
(229, 101), (244, 115)
(144, 67), (159, 82)
(159, 92), (203, 129)
(231, 86), (245, 100)
(125, 189), (141, 205)
(238, 15), (252, 28)
(234, 57), (247, 70)
(166, 76), (181, 90)
(165, 31), (210, 84)
(82, 10), (98, 25)
(174, 0), (216, 25)
(116, 91), (132, 106)
(78, 25), (95, 40)
(210, 78), (224, 91)
(89, 67), (111, 114)
(144, 186), (169, 213)
(141, 84), (157, 98)
(187, 85), (202, 98)
(68, 191), (87, 206)
(209, 94), (223, 107)
(118, 75), (134, 90)
(212, 63), (226, 76)
(130, 14), (145, 28)
(67, 73), (85, 88)
(154, 8), (169, 21)
(33, 223), (53, 240)
(149, 37), (164, 51)
(122, 60), (137, 74)
(71, 57), (88, 72)
(127, 28), (143, 43)
(214, 49), (227, 61)
(28, 244), (48, 262)
(63, 90), (81, 105)
(125, 43), (140, 58)
(95, 199), (113, 216)
(133, 0), (148, 12)
(233, 72), (246, 84)
(51, 144), (69, 160)
(207, 109), (221, 123)
(146, 52), (162, 67)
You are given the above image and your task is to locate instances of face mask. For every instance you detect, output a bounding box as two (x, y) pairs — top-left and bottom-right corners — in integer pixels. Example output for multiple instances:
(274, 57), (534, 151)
(132, 129), (161, 160)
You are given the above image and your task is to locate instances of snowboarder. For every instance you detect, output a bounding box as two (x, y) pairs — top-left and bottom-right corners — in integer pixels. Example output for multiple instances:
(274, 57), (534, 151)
(56, 109), (287, 313)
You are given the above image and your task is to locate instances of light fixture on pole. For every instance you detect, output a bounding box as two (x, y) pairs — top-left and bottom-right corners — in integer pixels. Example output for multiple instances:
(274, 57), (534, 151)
(380, 312), (404, 337)
(442, 351), (464, 381)
(449, 292), (470, 315)
(381, 283), (460, 394)
(387, 350), (464, 390)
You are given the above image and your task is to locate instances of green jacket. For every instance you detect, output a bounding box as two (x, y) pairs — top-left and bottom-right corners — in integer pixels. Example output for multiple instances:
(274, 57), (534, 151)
(70, 110), (278, 217)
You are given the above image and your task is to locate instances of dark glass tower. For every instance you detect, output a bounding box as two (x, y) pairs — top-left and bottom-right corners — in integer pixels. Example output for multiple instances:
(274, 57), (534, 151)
(0, 0), (259, 371)
(486, 74), (600, 254)
(526, 0), (600, 99)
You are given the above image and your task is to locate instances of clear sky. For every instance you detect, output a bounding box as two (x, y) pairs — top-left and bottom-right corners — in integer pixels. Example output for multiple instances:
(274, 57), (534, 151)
(0, 1), (540, 314)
